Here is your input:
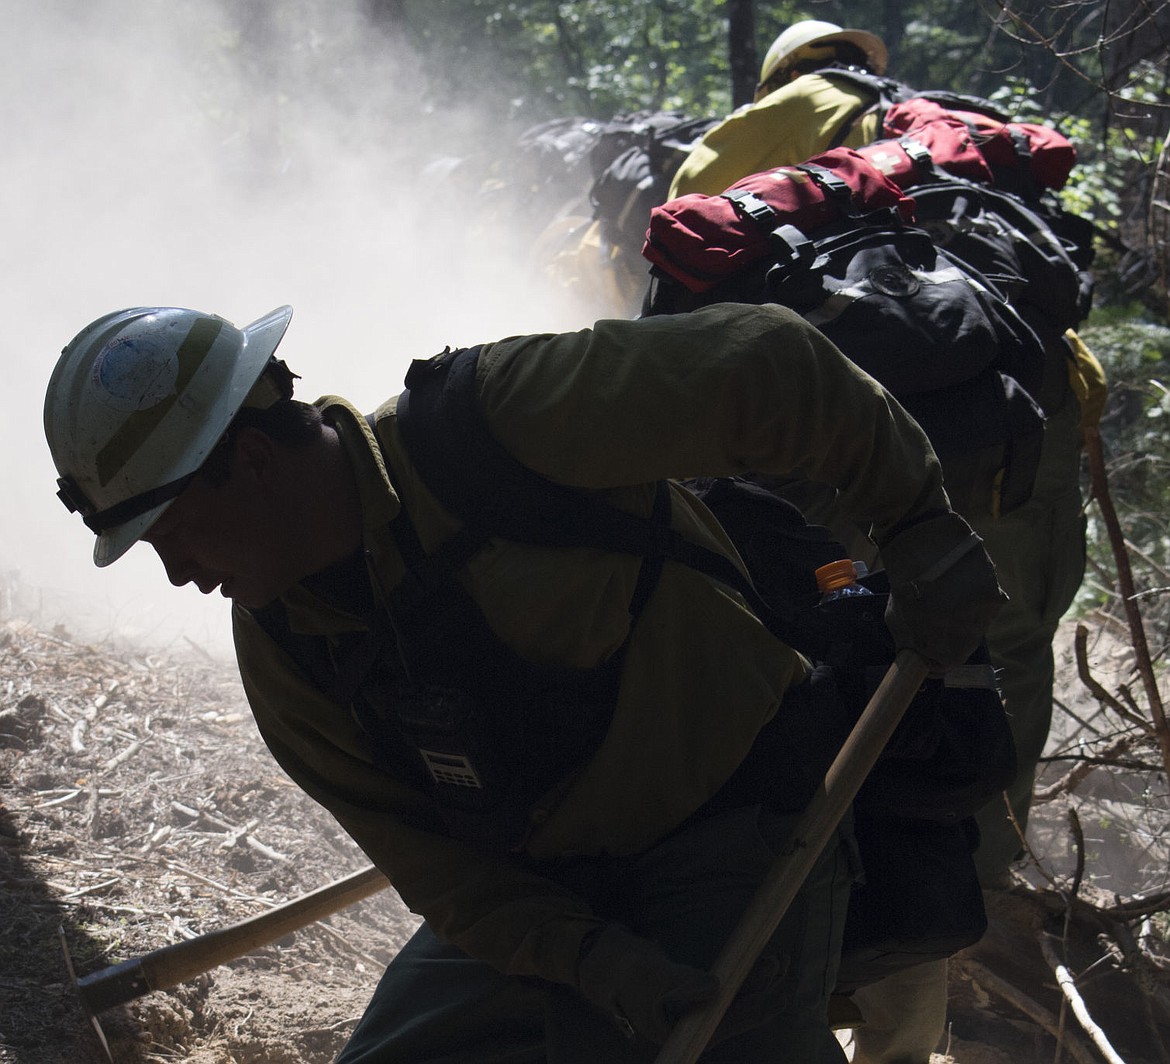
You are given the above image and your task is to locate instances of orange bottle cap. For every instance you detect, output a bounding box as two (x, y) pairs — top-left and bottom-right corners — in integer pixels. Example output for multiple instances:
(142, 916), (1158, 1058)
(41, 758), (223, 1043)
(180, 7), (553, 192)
(815, 558), (857, 593)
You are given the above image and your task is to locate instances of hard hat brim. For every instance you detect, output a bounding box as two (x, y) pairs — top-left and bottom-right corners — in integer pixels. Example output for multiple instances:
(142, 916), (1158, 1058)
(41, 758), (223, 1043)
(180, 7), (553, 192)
(241, 305), (294, 365)
(93, 502), (172, 568)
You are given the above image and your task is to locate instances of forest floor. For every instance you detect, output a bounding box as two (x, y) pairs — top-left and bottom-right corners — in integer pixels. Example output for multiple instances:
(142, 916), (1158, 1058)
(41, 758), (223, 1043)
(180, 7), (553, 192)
(1, 606), (1168, 1063)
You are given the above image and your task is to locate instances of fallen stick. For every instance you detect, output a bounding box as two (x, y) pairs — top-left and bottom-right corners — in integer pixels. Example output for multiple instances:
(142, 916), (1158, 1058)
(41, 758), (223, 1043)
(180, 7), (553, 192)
(74, 864), (390, 1014)
(963, 958), (1099, 1064)
(1038, 933), (1129, 1064)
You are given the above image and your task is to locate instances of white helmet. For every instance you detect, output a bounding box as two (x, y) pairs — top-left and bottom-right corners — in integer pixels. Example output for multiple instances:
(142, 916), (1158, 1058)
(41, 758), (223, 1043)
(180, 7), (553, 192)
(44, 305), (294, 567)
(758, 19), (888, 92)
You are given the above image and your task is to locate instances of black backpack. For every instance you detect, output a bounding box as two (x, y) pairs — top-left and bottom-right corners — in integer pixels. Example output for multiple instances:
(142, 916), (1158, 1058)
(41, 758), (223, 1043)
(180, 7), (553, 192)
(641, 65), (1096, 520)
(817, 64), (1097, 395)
(586, 111), (719, 264)
(386, 344), (1017, 989)
(642, 176), (1050, 520)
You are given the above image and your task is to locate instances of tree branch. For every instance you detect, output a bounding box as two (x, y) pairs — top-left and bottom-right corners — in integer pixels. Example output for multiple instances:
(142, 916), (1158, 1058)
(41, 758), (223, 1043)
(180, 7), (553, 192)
(1038, 932), (1130, 1064)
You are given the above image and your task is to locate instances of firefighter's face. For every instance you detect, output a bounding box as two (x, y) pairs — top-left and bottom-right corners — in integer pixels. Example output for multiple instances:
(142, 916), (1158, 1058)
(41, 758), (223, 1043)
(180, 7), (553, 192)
(141, 428), (305, 608)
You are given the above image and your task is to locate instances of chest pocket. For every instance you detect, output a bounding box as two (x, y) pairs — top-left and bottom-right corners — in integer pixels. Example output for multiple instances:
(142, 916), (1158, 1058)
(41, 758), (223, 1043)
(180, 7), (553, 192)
(249, 477), (669, 852)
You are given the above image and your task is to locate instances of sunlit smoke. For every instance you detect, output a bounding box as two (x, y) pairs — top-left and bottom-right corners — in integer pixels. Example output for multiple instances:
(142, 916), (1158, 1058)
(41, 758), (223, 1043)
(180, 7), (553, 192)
(4, 0), (596, 655)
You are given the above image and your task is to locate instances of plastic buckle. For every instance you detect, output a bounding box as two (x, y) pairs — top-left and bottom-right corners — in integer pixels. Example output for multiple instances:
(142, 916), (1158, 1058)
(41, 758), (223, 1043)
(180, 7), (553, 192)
(900, 136), (934, 173)
(723, 188), (778, 229)
(797, 162), (851, 202)
(56, 475), (94, 517)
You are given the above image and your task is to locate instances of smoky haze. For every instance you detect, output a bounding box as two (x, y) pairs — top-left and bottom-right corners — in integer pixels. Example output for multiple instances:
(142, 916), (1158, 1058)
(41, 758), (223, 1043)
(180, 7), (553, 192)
(4, 0), (596, 656)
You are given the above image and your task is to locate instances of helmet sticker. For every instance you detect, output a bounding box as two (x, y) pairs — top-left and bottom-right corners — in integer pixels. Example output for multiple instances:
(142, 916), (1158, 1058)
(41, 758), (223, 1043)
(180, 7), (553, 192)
(93, 335), (180, 413)
(94, 317), (224, 487)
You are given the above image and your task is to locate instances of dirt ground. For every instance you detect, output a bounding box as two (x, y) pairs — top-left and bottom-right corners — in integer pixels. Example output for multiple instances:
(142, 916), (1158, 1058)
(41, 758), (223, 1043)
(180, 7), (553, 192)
(1, 613), (1168, 1063)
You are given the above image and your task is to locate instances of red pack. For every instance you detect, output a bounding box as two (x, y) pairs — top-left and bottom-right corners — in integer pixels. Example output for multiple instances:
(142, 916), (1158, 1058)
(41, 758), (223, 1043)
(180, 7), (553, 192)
(854, 113), (993, 188)
(642, 147), (915, 293)
(883, 98), (1077, 191)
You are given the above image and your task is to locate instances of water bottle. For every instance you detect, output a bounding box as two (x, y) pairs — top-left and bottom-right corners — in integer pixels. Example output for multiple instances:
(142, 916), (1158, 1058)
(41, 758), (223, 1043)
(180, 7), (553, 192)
(812, 557), (881, 659)
(814, 558), (875, 603)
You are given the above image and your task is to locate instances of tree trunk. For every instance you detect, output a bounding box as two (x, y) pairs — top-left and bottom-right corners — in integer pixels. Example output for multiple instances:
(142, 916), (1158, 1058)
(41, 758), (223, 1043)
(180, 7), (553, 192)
(727, 0), (757, 109)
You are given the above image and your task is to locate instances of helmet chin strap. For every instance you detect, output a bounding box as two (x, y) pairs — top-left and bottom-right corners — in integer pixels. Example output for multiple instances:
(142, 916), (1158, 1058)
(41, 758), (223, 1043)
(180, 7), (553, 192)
(57, 470), (198, 534)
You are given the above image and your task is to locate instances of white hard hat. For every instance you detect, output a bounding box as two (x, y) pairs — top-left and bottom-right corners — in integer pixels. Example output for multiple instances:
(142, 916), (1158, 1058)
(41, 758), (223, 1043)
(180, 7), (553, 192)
(758, 19), (888, 89)
(44, 305), (294, 567)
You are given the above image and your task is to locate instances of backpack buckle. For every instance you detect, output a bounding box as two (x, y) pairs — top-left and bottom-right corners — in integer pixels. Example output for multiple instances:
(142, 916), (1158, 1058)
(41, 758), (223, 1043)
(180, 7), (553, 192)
(723, 187), (778, 229)
(56, 475), (95, 517)
(769, 224), (817, 270)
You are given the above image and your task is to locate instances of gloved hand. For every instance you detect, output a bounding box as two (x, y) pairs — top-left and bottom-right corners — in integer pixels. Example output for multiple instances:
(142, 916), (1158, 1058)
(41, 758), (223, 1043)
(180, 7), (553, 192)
(575, 923), (784, 1046)
(879, 511), (1007, 671)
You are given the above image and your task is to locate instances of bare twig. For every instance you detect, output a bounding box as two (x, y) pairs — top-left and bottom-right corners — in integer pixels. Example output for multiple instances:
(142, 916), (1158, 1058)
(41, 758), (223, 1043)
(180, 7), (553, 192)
(245, 836), (290, 864)
(1004, 791), (1061, 890)
(1052, 694), (1111, 739)
(964, 958), (1100, 1064)
(1122, 538), (1170, 586)
(1075, 624), (1147, 728)
(1038, 932), (1130, 1064)
(101, 737), (151, 773)
(1033, 733), (1147, 801)
(1083, 425), (1170, 772)
(1068, 807), (1086, 901)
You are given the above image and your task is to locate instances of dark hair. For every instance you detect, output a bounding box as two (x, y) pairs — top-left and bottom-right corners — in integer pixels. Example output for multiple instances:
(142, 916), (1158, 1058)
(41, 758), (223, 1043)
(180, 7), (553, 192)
(199, 399), (323, 486)
(791, 43), (870, 77)
(761, 42), (873, 96)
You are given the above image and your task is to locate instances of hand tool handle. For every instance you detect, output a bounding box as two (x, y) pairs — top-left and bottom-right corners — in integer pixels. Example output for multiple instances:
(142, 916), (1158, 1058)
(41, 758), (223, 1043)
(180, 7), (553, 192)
(78, 864), (390, 1013)
(654, 649), (931, 1064)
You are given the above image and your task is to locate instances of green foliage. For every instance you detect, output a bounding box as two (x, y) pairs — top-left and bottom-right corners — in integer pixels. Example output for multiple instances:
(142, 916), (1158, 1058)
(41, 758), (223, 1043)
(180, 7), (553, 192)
(401, 0), (734, 122)
(1078, 310), (1170, 622)
(1061, 62), (1167, 225)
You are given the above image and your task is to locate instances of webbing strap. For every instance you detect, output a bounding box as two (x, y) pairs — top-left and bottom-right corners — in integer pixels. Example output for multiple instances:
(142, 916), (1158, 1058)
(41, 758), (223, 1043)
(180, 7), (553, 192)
(395, 347), (782, 630)
(899, 136), (934, 173)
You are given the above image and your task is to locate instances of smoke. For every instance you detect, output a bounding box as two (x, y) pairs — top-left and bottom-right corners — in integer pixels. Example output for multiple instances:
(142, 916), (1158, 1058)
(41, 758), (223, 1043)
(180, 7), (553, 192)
(3, 0), (594, 656)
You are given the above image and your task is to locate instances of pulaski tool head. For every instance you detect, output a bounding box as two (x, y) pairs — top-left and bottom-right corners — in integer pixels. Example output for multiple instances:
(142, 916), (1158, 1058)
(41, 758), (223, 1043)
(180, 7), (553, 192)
(59, 925), (116, 1064)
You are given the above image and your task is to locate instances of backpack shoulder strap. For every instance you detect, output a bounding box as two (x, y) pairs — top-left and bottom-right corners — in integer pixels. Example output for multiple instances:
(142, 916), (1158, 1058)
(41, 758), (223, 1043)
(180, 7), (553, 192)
(395, 346), (792, 632)
(395, 345), (679, 622)
(816, 66), (915, 148)
(817, 65), (914, 108)
(397, 346), (669, 558)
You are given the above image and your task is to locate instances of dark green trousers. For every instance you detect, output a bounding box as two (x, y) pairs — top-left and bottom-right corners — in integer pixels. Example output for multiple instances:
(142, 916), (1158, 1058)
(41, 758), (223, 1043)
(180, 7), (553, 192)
(969, 387), (1086, 881)
(335, 806), (854, 1063)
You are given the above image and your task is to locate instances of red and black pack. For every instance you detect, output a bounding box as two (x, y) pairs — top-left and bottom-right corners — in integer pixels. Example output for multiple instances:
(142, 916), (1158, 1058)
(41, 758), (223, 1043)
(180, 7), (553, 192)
(881, 96), (1077, 194)
(642, 147), (915, 293)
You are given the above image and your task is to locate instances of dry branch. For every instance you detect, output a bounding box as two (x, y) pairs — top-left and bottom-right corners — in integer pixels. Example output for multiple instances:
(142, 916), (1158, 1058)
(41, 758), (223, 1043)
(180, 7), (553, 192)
(1083, 424), (1170, 771)
(964, 958), (1100, 1064)
(1038, 933), (1129, 1064)
(1033, 737), (1159, 802)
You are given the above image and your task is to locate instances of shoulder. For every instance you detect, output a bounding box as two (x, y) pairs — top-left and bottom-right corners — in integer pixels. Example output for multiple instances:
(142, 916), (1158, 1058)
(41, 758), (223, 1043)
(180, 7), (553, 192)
(756, 71), (874, 110)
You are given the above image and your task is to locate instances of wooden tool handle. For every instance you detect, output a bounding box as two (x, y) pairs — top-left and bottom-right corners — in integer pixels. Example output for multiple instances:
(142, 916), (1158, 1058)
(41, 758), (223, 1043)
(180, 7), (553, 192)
(78, 865), (390, 1013)
(654, 650), (931, 1064)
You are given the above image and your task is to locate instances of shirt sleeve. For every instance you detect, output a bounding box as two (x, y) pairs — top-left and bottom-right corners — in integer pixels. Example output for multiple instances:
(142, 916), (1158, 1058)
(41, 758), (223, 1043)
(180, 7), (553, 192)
(475, 301), (949, 545)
